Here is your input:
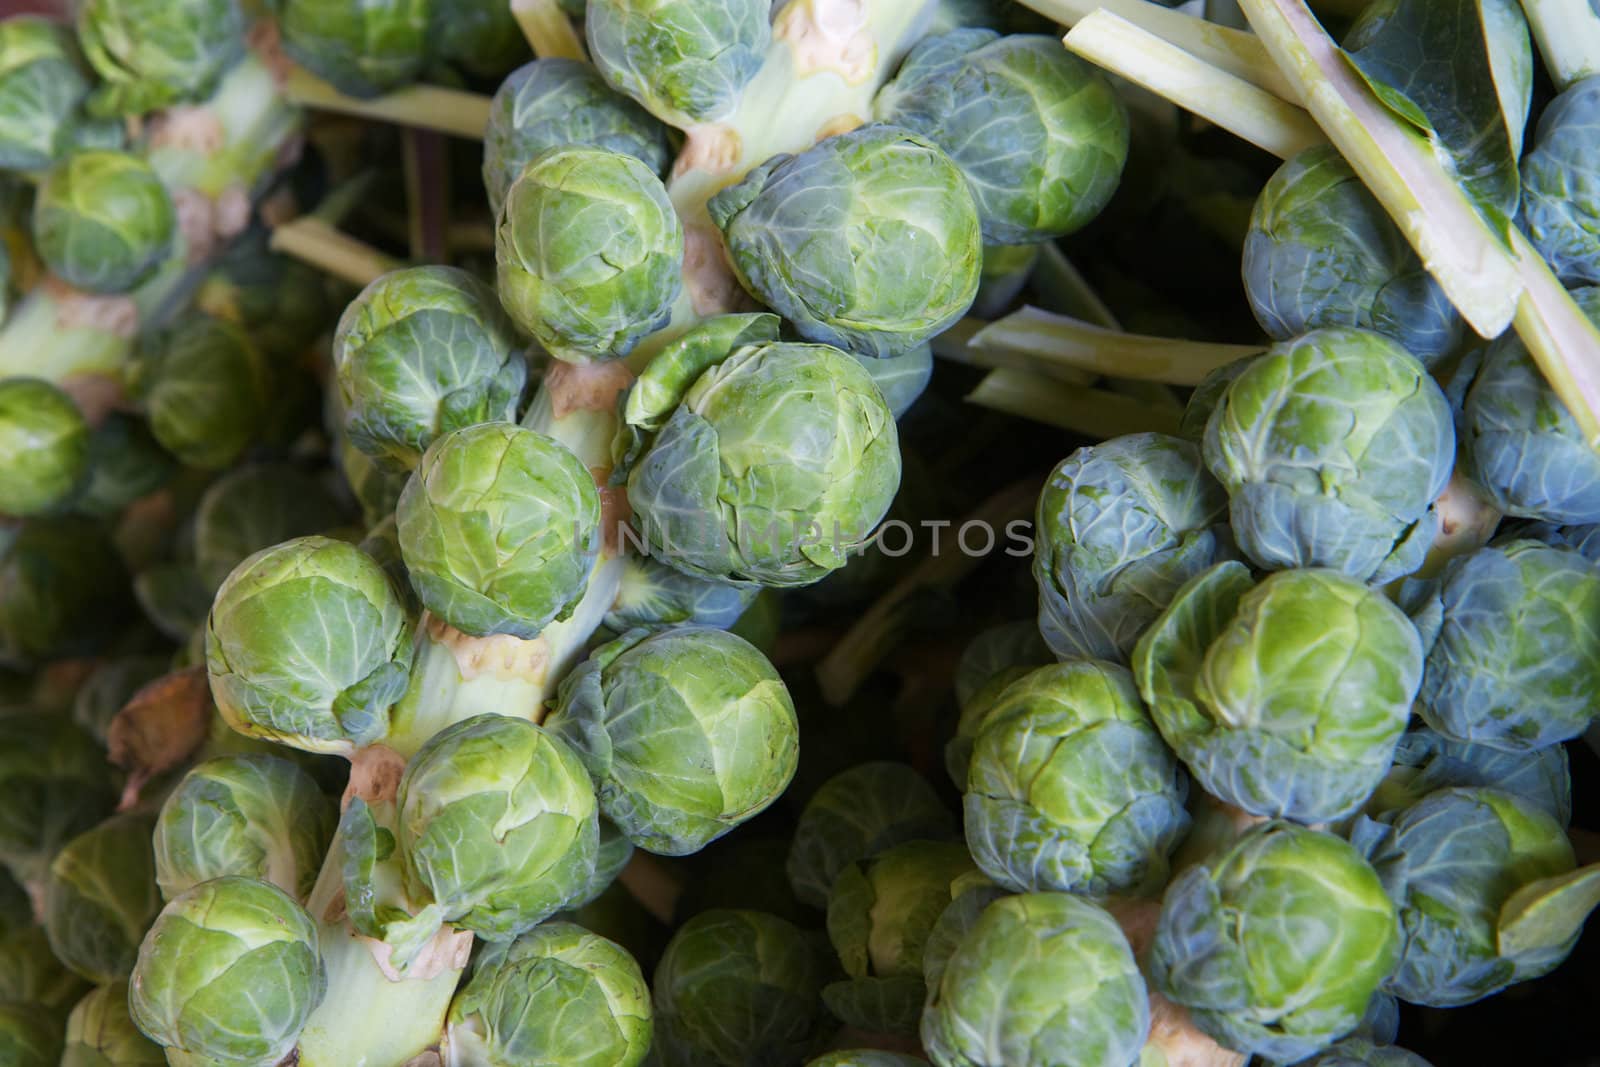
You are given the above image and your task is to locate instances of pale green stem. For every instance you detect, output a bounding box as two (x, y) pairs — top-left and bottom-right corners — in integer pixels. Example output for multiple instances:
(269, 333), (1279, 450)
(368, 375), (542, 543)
(1521, 0), (1600, 89)
(1028, 243), (1121, 329)
(269, 218), (401, 288)
(965, 367), (1185, 439)
(511, 0), (589, 61)
(968, 305), (1261, 385)
(283, 66), (492, 139)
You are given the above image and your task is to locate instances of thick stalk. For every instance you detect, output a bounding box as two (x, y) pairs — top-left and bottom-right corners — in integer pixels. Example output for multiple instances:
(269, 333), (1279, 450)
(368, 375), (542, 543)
(511, 0), (588, 61)
(283, 66), (492, 139)
(1521, 0), (1600, 89)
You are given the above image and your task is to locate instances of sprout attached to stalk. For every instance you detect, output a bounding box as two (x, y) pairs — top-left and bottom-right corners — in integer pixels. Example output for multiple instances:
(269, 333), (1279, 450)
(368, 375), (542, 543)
(0, 17), (92, 172)
(43, 812), (162, 984)
(0, 377), (89, 518)
(62, 982), (165, 1065)
(133, 312), (274, 471)
(75, 0), (245, 116)
(32, 150), (175, 295)
(278, 0), (433, 99)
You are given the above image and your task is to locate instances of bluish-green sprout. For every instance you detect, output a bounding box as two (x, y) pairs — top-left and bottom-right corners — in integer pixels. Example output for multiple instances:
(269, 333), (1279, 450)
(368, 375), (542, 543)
(964, 660), (1189, 898)
(1351, 786), (1600, 1007)
(874, 30), (1129, 245)
(808, 1055), (927, 1067)
(483, 58), (672, 217)
(73, 413), (177, 519)
(852, 343), (934, 420)
(1135, 562), (1422, 823)
(431, 0), (529, 80)
(62, 982), (166, 1067)
(569, 818), (636, 912)
(549, 626), (798, 855)
(604, 553), (760, 634)
(33, 150), (174, 294)
(823, 840), (976, 1036)
(206, 535), (414, 756)
(76, 0), (244, 116)
(586, 0), (771, 125)
(1293, 1038), (1436, 1067)
(1520, 76), (1600, 285)
(651, 908), (827, 1067)
(496, 145), (684, 363)
(1202, 328), (1454, 582)
(1033, 433), (1232, 663)
(617, 314), (901, 586)
(129, 876), (326, 1067)
(1179, 354), (1256, 443)
(1459, 287), (1600, 524)
(922, 892), (1150, 1067)
(0, 377), (89, 518)
(0, 518), (130, 667)
(0, 711), (115, 882)
(153, 754), (335, 902)
(1414, 540), (1600, 750)
(136, 313), (274, 470)
(443, 922), (651, 1067)
(1243, 145), (1462, 365)
(0, 1002), (63, 1067)
(0, 17), (91, 171)
(1514, 519), (1600, 561)
(333, 266), (527, 470)
(397, 422), (601, 637)
(946, 622), (1053, 788)
(279, 0), (431, 98)
(193, 463), (348, 591)
(710, 125), (983, 358)
(1149, 822), (1399, 1062)
(1366, 726), (1571, 826)
(44, 813), (162, 984)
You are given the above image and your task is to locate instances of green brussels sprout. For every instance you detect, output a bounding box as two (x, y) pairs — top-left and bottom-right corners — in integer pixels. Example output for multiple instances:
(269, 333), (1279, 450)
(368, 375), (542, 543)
(549, 626), (798, 855)
(482, 58), (671, 217)
(1520, 76), (1600, 285)
(1202, 328), (1454, 582)
(1243, 146), (1462, 364)
(1179, 355), (1256, 443)
(0, 518), (131, 667)
(43, 813), (161, 984)
(1367, 726), (1571, 826)
(129, 876), (326, 1067)
(1459, 287), (1600, 524)
(0, 377), (89, 518)
(62, 982), (165, 1067)
(851, 343), (934, 420)
(1351, 787), (1600, 1007)
(132, 562), (212, 645)
(1523, 519), (1600, 561)
(496, 145), (684, 363)
(443, 922), (651, 1067)
(0, 17), (91, 171)
(73, 414), (177, 519)
(0, 1001), (63, 1067)
(193, 464), (348, 590)
(279, 0), (432, 98)
(76, 0), (245, 116)
(604, 553), (760, 634)
(922, 892), (1149, 1067)
(710, 124), (982, 358)
(1149, 822), (1399, 1061)
(1134, 562), (1421, 823)
(432, 0), (529, 79)
(1414, 540), (1600, 750)
(964, 660), (1189, 898)
(586, 0), (771, 124)
(1033, 433), (1232, 663)
(570, 818), (636, 912)
(396, 422), (601, 637)
(946, 625), (1053, 789)
(809, 1055), (927, 1067)
(617, 314), (901, 586)
(0, 923), (88, 1010)
(0, 711), (116, 881)
(136, 313), (273, 470)
(787, 762), (956, 910)
(875, 30), (1128, 245)
(32, 150), (174, 294)
(206, 535), (414, 756)
(823, 840), (975, 1035)
(652, 909), (828, 1067)
(153, 754), (335, 901)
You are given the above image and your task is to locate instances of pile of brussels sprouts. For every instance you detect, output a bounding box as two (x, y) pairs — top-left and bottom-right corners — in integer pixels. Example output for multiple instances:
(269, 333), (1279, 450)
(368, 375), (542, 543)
(0, 0), (1597, 1065)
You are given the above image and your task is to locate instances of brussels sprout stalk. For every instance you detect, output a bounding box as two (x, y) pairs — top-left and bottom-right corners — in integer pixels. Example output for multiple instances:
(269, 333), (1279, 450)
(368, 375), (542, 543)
(1521, 0), (1600, 89)
(511, 0), (588, 61)
(283, 65), (493, 138)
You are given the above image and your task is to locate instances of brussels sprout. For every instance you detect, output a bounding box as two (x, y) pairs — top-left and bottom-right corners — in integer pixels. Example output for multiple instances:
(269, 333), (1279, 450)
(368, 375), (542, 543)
(397, 423), (601, 637)
(945, 622), (1052, 786)
(62, 983), (165, 1067)
(482, 58), (672, 217)
(333, 267), (526, 471)
(1294, 1039), (1435, 1067)
(0, 377), (89, 518)
(443, 922), (651, 1067)
(1243, 146), (1462, 364)
(0, 1001), (63, 1067)
(432, 0), (529, 79)
(549, 626), (797, 855)
(823, 840), (975, 1035)
(1134, 562), (1421, 823)
(922, 892), (1149, 1067)
(1207, 330), (1453, 581)
(73, 414), (177, 519)
(0, 923), (88, 1010)
(0, 518), (130, 667)
(1149, 822), (1399, 1061)
(192, 464), (348, 591)
(809, 1055), (927, 1067)
(206, 535), (414, 756)
(1033, 433), (1232, 663)
(852, 343), (934, 420)
(787, 762), (956, 910)
(1459, 287), (1600, 524)
(652, 908), (827, 1067)
(43, 813), (161, 984)
(618, 314), (901, 586)
(129, 876), (326, 1067)
(875, 30), (1128, 245)
(604, 553), (761, 634)
(0, 17), (91, 171)
(32, 150), (174, 294)
(76, 0), (245, 116)
(1351, 787), (1600, 1007)
(279, 0), (432, 98)
(1367, 726), (1571, 826)
(586, 0), (771, 124)
(570, 818), (636, 912)
(137, 313), (273, 470)
(0, 711), (116, 881)
(198, 230), (331, 362)
(1179, 355), (1256, 443)
(1414, 540), (1600, 750)
(1520, 76), (1600, 285)
(153, 754), (335, 901)
(496, 146), (684, 363)
(710, 125), (983, 358)
(964, 660), (1189, 898)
